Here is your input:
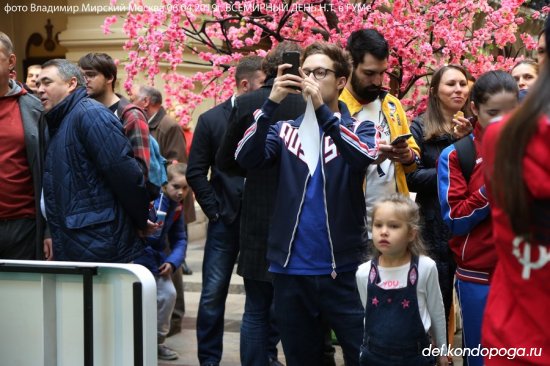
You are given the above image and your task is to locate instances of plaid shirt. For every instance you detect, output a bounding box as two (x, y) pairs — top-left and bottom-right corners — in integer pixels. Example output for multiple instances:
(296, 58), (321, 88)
(118, 102), (151, 178)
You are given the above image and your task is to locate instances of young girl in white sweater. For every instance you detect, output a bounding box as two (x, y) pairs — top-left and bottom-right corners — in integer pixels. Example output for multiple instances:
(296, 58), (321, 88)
(356, 194), (447, 366)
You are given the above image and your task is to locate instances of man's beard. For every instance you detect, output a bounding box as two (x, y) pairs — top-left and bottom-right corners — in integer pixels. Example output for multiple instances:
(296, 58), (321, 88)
(86, 88), (104, 100)
(350, 73), (382, 104)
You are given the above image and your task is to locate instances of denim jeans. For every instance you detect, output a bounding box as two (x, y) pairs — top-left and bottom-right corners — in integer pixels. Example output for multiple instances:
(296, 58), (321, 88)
(273, 271), (364, 366)
(196, 220), (239, 365)
(240, 278), (280, 366)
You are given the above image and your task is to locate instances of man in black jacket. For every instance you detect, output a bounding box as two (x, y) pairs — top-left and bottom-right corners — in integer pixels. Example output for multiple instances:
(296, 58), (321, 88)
(216, 41), (305, 366)
(187, 56), (265, 366)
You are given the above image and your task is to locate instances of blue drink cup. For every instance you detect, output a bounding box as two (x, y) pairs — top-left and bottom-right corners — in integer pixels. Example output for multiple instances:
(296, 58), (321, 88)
(156, 210), (167, 225)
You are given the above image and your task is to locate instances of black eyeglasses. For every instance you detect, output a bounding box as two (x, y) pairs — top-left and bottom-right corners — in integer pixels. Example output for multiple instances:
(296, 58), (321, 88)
(302, 67), (336, 80)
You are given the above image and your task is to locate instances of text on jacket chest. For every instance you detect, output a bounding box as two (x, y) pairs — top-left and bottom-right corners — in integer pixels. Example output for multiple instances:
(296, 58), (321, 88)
(279, 122), (339, 165)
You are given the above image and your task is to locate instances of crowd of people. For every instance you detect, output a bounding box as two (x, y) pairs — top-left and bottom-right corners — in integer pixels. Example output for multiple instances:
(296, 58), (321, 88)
(1, 16), (549, 366)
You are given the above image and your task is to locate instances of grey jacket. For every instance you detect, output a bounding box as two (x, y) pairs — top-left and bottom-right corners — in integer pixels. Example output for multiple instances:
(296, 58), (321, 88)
(11, 80), (45, 258)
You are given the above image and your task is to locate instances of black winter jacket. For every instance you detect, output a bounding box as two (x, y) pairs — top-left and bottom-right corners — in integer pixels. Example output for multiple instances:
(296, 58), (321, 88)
(406, 115), (457, 318)
(406, 115), (456, 261)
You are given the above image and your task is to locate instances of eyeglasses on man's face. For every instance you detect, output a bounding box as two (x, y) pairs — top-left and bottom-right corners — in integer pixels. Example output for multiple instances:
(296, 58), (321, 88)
(81, 70), (99, 80)
(302, 67), (336, 80)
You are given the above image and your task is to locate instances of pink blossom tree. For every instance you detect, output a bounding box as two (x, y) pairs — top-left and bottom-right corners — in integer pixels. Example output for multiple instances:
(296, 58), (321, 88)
(104, 0), (548, 124)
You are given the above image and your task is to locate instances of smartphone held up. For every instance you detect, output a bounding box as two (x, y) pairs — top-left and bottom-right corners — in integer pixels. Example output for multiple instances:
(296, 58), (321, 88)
(282, 51), (300, 76)
(282, 51), (301, 91)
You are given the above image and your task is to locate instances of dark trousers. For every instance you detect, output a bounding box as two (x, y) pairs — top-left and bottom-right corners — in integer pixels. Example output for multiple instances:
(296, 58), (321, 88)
(0, 218), (36, 259)
(196, 220), (239, 365)
(240, 278), (279, 365)
(273, 271), (364, 366)
(437, 259), (456, 325)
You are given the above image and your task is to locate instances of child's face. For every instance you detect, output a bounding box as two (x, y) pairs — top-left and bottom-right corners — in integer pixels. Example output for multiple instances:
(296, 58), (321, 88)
(372, 202), (415, 258)
(164, 173), (189, 203)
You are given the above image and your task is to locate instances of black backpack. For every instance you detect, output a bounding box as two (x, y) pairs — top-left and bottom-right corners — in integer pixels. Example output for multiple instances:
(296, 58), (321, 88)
(453, 136), (476, 183)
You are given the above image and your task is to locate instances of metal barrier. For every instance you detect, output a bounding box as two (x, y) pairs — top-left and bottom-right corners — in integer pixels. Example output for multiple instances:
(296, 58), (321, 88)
(0, 260), (157, 366)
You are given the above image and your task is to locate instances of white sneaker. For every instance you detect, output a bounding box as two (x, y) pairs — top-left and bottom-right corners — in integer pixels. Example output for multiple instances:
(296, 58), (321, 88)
(158, 343), (178, 360)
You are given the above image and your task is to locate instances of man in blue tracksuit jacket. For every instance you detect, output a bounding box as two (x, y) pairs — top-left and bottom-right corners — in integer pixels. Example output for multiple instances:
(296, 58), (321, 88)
(236, 42), (378, 366)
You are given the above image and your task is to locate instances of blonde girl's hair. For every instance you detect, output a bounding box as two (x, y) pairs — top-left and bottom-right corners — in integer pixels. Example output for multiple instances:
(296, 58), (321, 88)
(166, 162), (187, 182)
(371, 193), (427, 258)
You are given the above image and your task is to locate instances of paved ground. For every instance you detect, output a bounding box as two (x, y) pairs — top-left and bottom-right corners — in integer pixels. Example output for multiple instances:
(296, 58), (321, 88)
(157, 239), (342, 366)
(158, 239), (463, 366)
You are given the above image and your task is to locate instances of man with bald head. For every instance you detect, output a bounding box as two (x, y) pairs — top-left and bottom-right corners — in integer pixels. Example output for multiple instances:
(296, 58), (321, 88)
(25, 64), (41, 93)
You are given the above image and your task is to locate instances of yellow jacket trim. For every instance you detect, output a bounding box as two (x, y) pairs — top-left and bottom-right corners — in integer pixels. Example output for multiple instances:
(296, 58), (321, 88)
(339, 87), (420, 196)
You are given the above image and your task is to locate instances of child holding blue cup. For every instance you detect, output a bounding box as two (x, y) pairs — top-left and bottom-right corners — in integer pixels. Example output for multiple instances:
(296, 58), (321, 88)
(134, 162), (189, 361)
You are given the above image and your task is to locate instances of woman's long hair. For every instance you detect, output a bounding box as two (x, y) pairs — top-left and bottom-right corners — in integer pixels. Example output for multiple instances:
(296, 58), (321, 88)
(423, 65), (469, 140)
(493, 18), (550, 236)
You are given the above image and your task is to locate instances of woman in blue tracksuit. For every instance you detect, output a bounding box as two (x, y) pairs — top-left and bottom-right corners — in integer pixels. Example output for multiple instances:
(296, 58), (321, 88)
(437, 71), (519, 366)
